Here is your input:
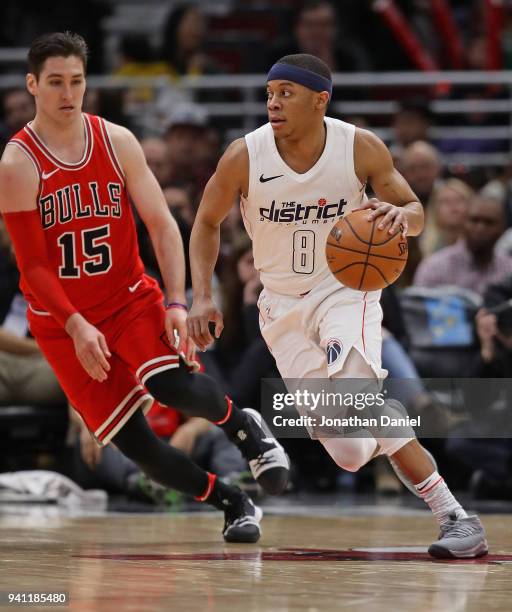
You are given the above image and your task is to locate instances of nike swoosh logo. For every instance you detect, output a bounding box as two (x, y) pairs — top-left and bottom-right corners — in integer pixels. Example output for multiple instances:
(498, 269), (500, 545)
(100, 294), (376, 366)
(42, 168), (59, 180)
(259, 173), (283, 183)
(128, 280), (142, 293)
(416, 479), (433, 492)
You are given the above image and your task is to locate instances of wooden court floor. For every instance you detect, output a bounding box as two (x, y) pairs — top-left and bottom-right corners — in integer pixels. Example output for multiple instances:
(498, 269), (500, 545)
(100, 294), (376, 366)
(1, 509), (511, 611)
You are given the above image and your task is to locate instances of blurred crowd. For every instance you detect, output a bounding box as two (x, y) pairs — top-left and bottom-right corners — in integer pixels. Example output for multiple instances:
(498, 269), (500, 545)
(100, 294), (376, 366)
(2, 0), (512, 504)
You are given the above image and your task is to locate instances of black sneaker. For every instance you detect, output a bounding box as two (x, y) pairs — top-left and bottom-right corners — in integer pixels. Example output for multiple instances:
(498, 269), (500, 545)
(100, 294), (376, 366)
(222, 491), (263, 543)
(237, 408), (290, 495)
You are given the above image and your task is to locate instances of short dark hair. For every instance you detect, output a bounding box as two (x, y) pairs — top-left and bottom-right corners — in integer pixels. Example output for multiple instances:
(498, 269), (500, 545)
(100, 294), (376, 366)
(397, 99), (434, 122)
(28, 32), (88, 78)
(295, 0), (336, 26)
(299, 0), (334, 15)
(275, 53), (332, 81)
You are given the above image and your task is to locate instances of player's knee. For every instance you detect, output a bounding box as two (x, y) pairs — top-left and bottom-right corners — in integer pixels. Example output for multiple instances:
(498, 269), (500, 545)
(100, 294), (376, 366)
(321, 438), (373, 473)
(145, 368), (192, 409)
(144, 369), (227, 420)
(336, 455), (367, 473)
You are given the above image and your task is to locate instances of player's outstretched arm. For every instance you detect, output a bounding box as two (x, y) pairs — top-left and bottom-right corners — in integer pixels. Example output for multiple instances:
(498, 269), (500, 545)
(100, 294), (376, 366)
(0, 146), (111, 382)
(107, 122), (189, 354)
(353, 129), (424, 237)
(188, 138), (248, 351)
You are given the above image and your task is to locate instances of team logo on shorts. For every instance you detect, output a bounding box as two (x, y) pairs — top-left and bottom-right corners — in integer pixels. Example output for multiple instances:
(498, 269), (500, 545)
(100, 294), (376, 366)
(326, 338), (343, 366)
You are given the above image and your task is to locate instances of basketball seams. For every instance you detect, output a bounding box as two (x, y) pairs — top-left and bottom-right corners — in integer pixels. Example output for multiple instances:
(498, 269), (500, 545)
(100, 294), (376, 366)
(343, 214), (404, 247)
(331, 261), (390, 285)
(359, 218), (377, 290)
(326, 210), (408, 290)
(326, 241), (407, 262)
(369, 230), (406, 247)
(344, 215), (372, 245)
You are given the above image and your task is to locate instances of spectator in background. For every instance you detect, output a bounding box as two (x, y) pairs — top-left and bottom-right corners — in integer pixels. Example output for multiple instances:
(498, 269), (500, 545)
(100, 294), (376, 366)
(115, 34), (168, 81)
(399, 140), (442, 206)
(216, 234), (279, 408)
(140, 137), (171, 188)
(217, 235), (262, 374)
(437, 31), (507, 155)
(164, 186), (195, 228)
(444, 275), (512, 500)
(420, 179), (474, 258)
(196, 126), (222, 172)
(0, 89), (35, 152)
(414, 194), (512, 295)
(161, 4), (219, 78)
(136, 184), (195, 288)
(390, 100), (434, 160)
(83, 87), (128, 128)
(267, 0), (371, 72)
(113, 34), (172, 112)
(163, 103), (214, 198)
(394, 141), (442, 286)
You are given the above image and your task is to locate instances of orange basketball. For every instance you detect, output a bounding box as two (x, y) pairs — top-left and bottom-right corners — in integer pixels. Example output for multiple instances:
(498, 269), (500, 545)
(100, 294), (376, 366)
(325, 209), (408, 291)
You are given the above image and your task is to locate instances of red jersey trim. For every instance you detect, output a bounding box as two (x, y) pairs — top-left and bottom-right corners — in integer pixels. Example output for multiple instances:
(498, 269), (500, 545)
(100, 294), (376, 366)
(98, 118), (125, 184)
(361, 292), (367, 354)
(23, 114), (94, 171)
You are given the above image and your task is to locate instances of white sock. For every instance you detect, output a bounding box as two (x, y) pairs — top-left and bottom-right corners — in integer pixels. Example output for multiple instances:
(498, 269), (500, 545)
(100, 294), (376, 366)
(414, 471), (468, 526)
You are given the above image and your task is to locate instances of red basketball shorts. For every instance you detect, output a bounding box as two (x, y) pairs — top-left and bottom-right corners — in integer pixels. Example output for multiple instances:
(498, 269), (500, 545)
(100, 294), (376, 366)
(28, 275), (192, 445)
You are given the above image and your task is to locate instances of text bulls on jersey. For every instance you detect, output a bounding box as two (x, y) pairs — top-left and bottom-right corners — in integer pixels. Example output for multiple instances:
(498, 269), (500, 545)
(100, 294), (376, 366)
(39, 181), (122, 229)
(259, 198), (347, 224)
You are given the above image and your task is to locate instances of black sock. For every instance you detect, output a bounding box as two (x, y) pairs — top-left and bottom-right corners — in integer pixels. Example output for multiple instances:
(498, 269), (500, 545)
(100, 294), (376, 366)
(206, 477), (244, 511)
(214, 397), (248, 436)
(214, 399), (263, 459)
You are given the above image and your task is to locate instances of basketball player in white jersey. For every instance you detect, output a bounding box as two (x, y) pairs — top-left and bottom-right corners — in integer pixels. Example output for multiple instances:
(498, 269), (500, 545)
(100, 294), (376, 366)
(188, 54), (487, 558)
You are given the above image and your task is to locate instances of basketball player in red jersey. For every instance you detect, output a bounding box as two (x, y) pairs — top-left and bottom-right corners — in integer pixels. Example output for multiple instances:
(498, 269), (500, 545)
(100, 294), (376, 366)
(0, 32), (290, 543)
(188, 53), (487, 558)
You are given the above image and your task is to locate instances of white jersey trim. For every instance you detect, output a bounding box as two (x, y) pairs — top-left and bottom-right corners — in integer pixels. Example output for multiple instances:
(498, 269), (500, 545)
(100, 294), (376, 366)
(98, 392), (153, 446)
(135, 355), (180, 379)
(99, 119), (126, 185)
(28, 304), (51, 316)
(23, 114), (93, 171)
(267, 120), (335, 183)
(95, 385), (151, 441)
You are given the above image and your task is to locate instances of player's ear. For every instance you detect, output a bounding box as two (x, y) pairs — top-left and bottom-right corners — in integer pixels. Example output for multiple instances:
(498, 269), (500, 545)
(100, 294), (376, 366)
(26, 73), (37, 96)
(315, 91), (330, 112)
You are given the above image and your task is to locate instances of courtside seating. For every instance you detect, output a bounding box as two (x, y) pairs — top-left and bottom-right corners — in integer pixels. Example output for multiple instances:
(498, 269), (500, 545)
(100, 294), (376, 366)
(400, 286), (482, 378)
(0, 403), (68, 471)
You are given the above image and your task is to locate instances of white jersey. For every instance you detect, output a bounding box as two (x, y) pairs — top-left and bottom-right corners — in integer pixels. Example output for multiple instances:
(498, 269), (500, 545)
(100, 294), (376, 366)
(241, 116), (366, 296)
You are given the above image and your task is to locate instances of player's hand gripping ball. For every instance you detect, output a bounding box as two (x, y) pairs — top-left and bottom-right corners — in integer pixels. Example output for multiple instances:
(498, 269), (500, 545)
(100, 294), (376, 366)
(325, 209), (408, 291)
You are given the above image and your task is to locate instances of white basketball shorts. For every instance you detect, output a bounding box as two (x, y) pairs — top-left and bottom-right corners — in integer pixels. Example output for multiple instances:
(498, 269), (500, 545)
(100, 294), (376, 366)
(258, 274), (387, 380)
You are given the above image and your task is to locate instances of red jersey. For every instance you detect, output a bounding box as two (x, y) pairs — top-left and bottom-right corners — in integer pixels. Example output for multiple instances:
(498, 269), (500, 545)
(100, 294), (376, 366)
(8, 113), (147, 324)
